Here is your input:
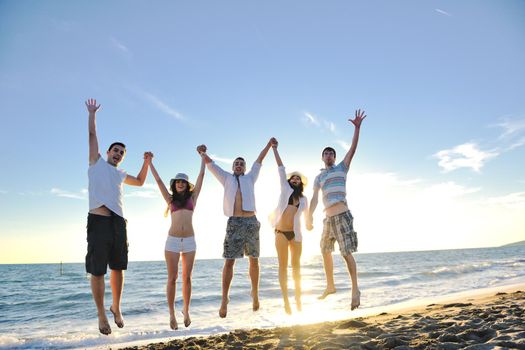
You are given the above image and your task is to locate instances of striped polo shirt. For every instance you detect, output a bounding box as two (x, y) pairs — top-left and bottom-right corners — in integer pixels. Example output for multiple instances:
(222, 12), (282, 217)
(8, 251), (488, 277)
(313, 160), (349, 209)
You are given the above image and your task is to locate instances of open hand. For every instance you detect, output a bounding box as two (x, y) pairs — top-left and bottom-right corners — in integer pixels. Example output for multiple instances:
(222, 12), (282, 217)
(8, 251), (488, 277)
(85, 99), (100, 113)
(349, 109), (366, 128)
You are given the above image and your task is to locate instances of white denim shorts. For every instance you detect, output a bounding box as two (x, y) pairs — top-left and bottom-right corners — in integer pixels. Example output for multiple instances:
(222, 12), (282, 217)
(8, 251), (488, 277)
(165, 235), (196, 253)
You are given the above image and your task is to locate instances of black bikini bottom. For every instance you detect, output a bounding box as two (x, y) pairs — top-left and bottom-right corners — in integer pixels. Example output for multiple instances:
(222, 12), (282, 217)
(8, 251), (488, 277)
(275, 229), (295, 241)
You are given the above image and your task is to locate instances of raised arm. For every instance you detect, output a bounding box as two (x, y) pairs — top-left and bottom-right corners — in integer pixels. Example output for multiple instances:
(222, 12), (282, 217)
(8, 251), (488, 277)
(192, 151), (207, 202)
(86, 99), (101, 165)
(197, 144), (213, 164)
(307, 185), (320, 231)
(255, 137), (276, 164)
(149, 157), (171, 204)
(271, 139), (283, 167)
(343, 109), (367, 169)
(271, 139), (289, 188)
(197, 144), (228, 185)
(124, 151), (152, 186)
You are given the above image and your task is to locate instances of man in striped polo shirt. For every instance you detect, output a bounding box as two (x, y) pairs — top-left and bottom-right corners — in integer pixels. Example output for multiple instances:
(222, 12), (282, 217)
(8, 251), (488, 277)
(308, 109), (367, 310)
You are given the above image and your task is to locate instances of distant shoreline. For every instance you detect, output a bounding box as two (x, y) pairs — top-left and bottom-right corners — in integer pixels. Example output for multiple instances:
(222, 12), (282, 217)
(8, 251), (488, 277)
(3, 241), (525, 265)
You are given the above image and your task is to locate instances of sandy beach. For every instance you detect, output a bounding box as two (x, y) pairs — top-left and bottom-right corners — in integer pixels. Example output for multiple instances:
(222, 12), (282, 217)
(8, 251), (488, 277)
(118, 288), (525, 350)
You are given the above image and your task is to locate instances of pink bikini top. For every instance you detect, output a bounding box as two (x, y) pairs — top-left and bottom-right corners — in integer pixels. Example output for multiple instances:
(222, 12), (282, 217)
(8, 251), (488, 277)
(170, 198), (195, 213)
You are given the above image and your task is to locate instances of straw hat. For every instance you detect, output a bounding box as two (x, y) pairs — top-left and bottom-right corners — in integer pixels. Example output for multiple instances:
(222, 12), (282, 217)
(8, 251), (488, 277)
(287, 171), (308, 186)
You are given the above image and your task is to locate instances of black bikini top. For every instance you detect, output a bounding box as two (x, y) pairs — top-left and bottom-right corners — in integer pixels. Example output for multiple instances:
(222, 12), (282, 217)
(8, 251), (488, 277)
(288, 195), (300, 208)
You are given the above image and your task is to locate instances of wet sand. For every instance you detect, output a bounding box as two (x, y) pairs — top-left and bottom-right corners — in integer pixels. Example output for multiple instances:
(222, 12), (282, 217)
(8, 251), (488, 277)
(119, 289), (525, 350)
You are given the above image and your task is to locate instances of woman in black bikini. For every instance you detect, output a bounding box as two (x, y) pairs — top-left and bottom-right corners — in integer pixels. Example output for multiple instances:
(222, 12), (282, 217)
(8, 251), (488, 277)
(269, 140), (311, 314)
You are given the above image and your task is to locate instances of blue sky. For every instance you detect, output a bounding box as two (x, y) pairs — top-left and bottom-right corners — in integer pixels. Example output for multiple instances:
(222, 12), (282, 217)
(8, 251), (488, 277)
(1, 0), (524, 264)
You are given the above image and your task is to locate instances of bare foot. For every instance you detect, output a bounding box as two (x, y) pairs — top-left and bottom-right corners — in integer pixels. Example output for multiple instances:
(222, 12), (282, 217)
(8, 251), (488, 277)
(98, 315), (111, 335)
(284, 301), (292, 315)
(170, 315), (178, 330)
(109, 306), (124, 328)
(318, 288), (336, 300)
(351, 290), (361, 310)
(295, 297), (302, 312)
(251, 291), (259, 311)
(182, 310), (191, 327)
(219, 298), (229, 318)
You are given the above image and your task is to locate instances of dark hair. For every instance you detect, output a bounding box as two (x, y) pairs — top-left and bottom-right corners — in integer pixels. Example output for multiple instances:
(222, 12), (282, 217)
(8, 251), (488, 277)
(322, 147), (336, 157)
(170, 180), (192, 208)
(233, 157), (245, 164)
(287, 179), (304, 204)
(108, 142), (126, 152)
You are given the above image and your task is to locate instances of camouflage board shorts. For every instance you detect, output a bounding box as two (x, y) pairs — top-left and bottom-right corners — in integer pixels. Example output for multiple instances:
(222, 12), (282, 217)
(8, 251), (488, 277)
(321, 210), (358, 256)
(223, 216), (260, 259)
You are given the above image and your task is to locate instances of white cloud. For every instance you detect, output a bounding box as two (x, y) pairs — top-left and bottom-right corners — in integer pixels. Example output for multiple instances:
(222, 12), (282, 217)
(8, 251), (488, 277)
(209, 154), (234, 164)
(125, 190), (158, 198)
(336, 140), (351, 151)
(485, 192), (525, 209)
(422, 181), (481, 198)
(506, 137), (525, 151)
(324, 121), (336, 133)
(125, 183), (160, 198)
(435, 9), (452, 16)
(493, 117), (525, 152)
(50, 188), (87, 200)
(303, 112), (320, 126)
(142, 183), (158, 190)
(302, 111), (338, 135)
(142, 92), (184, 121)
(496, 118), (525, 139)
(353, 172), (421, 189)
(435, 117), (525, 172)
(110, 36), (130, 54)
(434, 143), (498, 172)
(51, 185), (158, 200)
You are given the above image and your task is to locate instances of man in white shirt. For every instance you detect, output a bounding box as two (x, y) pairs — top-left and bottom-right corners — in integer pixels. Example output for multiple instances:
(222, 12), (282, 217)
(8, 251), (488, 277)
(197, 138), (275, 318)
(86, 99), (151, 335)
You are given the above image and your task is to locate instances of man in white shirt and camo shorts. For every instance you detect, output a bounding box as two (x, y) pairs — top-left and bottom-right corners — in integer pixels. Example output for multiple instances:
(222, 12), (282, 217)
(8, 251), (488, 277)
(197, 138), (275, 318)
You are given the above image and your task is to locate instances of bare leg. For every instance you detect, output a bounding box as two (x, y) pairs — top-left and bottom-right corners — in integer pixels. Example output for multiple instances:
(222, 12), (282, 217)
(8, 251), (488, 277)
(290, 241), (302, 311)
(275, 234), (291, 314)
(91, 274), (111, 335)
(220, 259), (235, 318)
(342, 253), (360, 310)
(165, 250), (181, 330)
(109, 269), (125, 328)
(181, 251), (196, 327)
(318, 251), (336, 299)
(249, 257), (260, 311)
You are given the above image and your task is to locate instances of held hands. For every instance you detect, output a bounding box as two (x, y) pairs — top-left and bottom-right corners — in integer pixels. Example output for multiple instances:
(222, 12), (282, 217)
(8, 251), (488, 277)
(306, 214), (314, 231)
(85, 99), (100, 114)
(196, 144), (207, 155)
(144, 151), (154, 164)
(269, 137), (278, 148)
(349, 109), (367, 128)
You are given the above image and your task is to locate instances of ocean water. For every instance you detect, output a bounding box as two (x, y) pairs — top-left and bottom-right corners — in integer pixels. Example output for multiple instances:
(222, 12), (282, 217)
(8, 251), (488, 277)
(1, 245), (524, 349)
